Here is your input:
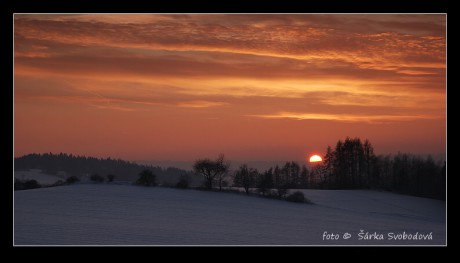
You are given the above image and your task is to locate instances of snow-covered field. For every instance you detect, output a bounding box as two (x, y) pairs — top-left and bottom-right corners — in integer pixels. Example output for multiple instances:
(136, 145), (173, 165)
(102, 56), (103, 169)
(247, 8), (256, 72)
(14, 184), (446, 245)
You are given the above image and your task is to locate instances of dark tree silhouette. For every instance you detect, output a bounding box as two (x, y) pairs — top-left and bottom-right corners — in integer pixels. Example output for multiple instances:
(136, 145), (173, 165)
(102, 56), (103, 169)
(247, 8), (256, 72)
(14, 179), (24, 190)
(24, 179), (40, 189)
(299, 165), (309, 189)
(66, 176), (80, 184)
(257, 167), (274, 196)
(52, 180), (65, 187)
(325, 137), (371, 189)
(280, 161), (301, 188)
(318, 137), (444, 200)
(193, 154), (229, 190)
(363, 139), (374, 187)
(234, 164), (258, 195)
(176, 174), (190, 189)
(15, 179), (41, 190)
(90, 173), (105, 183)
(107, 174), (115, 182)
(273, 165), (288, 198)
(216, 154), (230, 190)
(286, 191), (310, 203)
(438, 161), (446, 201)
(136, 169), (156, 186)
(322, 146), (334, 187)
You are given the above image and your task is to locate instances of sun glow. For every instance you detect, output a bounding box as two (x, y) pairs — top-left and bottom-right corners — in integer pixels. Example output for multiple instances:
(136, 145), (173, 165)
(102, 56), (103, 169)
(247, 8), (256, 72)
(309, 155), (323, 163)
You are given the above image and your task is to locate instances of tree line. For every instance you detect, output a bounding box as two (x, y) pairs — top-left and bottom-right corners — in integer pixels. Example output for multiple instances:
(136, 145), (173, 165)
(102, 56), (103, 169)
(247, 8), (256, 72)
(193, 137), (445, 201)
(193, 155), (310, 203)
(321, 137), (445, 200)
(15, 140), (445, 201)
(14, 152), (191, 182)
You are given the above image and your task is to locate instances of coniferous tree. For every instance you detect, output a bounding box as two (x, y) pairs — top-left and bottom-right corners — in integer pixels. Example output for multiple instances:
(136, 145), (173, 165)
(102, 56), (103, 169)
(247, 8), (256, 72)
(234, 164), (257, 194)
(257, 168), (274, 196)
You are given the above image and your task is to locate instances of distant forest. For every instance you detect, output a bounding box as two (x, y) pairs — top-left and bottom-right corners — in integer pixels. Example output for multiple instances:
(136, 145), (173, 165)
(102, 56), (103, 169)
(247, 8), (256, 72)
(231, 137), (446, 201)
(14, 153), (195, 185)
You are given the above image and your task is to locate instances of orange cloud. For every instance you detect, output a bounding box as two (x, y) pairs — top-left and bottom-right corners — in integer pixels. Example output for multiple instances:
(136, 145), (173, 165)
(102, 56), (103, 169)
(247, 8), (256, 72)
(14, 14), (445, 76)
(249, 112), (441, 124)
(176, 100), (228, 108)
(13, 14), (446, 160)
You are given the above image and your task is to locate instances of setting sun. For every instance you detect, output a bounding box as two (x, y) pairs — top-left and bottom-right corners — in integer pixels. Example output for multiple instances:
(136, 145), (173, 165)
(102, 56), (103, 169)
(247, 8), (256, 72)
(309, 155), (322, 163)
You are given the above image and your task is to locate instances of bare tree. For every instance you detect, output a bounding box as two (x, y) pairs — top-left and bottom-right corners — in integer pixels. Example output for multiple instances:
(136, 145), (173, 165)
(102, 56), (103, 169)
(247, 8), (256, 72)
(193, 154), (230, 190)
(215, 154), (230, 190)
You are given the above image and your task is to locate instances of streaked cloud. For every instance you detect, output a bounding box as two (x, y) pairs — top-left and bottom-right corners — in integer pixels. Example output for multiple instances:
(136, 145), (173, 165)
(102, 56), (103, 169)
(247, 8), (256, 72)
(13, 14), (446, 160)
(176, 100), (228, 108)
(14, 14), (445, 74)
(249, 112), (441, 124)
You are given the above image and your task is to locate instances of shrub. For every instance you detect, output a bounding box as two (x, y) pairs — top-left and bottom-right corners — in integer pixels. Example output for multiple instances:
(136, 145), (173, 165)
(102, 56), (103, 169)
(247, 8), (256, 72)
(14, 179), (24, 191)
(276, 188), (288, 199)
(15, 179), (41, 190)
(24, 179), (41, 189)
(176, 174), (190, 189)
(136, 169), (156, 186)
(66, 176), (80, 184)
(267, 189), (278, 198)
(107, 174), (115, 182)
(286, 191), (311, 203)
(90, 173), (105, 183)
(51, 180), (65, 187)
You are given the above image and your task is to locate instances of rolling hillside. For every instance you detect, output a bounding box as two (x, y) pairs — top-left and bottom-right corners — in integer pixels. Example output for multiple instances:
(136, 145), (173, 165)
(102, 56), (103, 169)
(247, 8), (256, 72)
(14, 184), (446, 245)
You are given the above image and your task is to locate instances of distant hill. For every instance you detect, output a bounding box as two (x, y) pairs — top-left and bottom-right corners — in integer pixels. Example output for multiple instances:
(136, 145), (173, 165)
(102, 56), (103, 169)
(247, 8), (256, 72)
(14, 153), (201, 185)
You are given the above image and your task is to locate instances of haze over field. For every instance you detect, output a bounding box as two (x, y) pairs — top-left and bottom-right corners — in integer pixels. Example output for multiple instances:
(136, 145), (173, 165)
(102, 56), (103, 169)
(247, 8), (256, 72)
(14, 14), (446, 165)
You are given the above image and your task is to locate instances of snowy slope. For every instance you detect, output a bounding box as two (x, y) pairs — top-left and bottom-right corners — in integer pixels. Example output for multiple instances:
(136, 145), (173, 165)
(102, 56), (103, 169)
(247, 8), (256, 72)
(14, 184), (446, 245)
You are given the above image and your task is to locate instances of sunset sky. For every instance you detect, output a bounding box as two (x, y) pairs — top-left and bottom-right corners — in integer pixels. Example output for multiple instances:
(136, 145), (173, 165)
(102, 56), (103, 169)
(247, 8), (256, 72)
(14, 14), (446, 167)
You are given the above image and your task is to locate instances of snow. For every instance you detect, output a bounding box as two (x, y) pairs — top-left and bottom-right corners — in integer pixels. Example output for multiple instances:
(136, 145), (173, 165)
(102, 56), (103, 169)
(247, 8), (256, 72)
(14, 184), (446, 245)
